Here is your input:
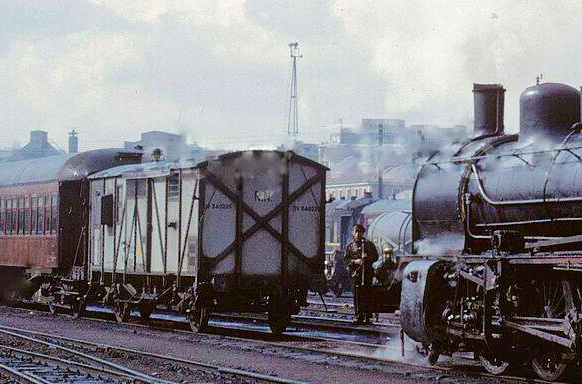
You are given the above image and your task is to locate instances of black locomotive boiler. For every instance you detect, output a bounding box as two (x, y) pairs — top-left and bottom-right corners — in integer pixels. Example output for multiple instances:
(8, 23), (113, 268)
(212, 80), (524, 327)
(402, 82), (582, 381)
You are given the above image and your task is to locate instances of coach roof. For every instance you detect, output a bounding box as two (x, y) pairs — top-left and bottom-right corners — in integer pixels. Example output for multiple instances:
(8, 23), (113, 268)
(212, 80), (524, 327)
(59, 149), (143, 181)
(0, 154), (73, 187)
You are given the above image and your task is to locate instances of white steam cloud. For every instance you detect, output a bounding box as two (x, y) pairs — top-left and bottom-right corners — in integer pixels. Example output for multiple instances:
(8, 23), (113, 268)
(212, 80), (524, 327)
(332, 0), (582, 132)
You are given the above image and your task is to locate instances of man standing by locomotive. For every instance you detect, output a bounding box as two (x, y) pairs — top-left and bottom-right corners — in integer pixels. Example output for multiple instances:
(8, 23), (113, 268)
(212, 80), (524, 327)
(344, 223), (379, 325)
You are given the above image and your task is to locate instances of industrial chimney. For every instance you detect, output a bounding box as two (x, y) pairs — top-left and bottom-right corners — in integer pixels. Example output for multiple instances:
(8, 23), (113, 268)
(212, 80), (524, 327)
(68, 129), (79, 154)
(473, 84), (505, 137)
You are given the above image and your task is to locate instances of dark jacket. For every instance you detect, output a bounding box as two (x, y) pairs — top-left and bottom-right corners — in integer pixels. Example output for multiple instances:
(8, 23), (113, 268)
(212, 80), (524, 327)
(344, 238), (379, 285)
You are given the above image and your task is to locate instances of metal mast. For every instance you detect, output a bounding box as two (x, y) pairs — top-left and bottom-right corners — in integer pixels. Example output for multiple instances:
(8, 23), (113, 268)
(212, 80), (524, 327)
(287, 42), (302, 136)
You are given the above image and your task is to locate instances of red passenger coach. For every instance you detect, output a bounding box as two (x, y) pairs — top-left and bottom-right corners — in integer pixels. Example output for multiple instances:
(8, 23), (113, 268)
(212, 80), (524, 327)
(0, 149), (142, 301)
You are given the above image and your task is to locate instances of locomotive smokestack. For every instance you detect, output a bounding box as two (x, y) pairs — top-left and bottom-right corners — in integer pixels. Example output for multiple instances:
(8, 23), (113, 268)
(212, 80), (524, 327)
(68, 129), (78, 154)
(473, 84), (505, 137)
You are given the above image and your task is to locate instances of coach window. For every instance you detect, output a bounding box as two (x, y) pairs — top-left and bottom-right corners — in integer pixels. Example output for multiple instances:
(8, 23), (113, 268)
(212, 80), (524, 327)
(14, 198), (18, 234)
(52, 195), (58, 233)
(17, 198), (24, 235)
(8, 198), (13, 234)
(12, 198), (17, 235)
(6, 199), (11, 234)
(31, 197), (37, 235)
(44, 196), (51, 234)
(37, 196), (44, 234)
(0, 198), (4, 235)
(25, 196), (31, 235)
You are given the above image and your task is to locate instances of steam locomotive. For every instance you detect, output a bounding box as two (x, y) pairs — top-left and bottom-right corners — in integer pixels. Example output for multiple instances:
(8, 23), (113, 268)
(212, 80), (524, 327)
(401, 82), (582, 381)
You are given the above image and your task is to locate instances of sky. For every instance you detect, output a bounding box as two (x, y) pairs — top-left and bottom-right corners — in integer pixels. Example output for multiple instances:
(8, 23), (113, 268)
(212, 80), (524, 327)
(1, 0), (582, 151)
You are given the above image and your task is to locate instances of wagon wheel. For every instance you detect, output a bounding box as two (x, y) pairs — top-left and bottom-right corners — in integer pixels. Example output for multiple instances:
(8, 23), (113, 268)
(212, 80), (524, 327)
(114, 301), (130, 323)
(268, 311), (291, 336)
(188, 303), (209, 333)
(47, 300), (58, 315)
(530, 279), (572, 381)
(71, 296), (86, 319)
(139, 303), (154, 323)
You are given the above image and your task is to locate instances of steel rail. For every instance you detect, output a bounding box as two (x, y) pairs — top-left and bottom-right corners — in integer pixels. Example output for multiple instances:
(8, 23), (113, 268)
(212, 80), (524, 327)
(0, 363), (47, 384)
(0, 325), (309, 384)
(1, 306), (576, 384)
(0, 327), (173, 384)
(1, 344), (144, 383)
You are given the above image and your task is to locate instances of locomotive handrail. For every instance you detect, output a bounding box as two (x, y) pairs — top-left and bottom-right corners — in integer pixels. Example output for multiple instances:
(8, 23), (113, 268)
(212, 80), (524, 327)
(471, 164), (582, 205)
(424, 144), (582, 167)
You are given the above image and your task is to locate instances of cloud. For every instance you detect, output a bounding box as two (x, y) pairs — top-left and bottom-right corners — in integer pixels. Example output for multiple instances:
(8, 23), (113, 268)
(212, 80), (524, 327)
(1, 0), (582, 152)
(0, 0), (389, 151)
(333, 0), (582, 131)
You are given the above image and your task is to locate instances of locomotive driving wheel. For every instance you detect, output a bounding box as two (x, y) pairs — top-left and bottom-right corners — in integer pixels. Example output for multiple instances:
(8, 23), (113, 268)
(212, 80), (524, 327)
(477, 349), (510, 375)
(529, 278), (573, 381)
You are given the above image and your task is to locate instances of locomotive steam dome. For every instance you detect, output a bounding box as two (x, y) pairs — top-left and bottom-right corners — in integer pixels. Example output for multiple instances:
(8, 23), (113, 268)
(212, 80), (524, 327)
(519, 82), (580, 141)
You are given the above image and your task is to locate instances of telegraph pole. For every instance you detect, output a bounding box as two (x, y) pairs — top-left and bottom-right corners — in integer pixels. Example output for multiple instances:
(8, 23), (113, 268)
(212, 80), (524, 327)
(287, 42), (302, 136)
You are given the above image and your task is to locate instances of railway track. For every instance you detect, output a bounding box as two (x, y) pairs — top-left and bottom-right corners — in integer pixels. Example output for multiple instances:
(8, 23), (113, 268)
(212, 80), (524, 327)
(0, 327), (173, 384)
(0, 324), (309, 384)
(2, 318), (576, 384)
(3, 304), (580, 383)
(0, 346), (144, 383)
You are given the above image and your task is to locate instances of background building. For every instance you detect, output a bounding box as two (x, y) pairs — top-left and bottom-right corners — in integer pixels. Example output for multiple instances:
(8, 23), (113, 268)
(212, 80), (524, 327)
(319, 118), (469, 199)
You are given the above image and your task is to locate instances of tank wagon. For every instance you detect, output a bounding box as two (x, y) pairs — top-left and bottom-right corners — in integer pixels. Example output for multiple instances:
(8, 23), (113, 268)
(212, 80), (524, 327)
(86, 150), (326, 334)
(0, 149), (142, 303)
(401, 82), (582, 381)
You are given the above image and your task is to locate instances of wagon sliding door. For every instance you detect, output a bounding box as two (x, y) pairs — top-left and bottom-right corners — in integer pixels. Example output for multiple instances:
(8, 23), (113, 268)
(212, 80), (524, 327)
(161, 170), (199, 279)
(124, 179), (150, 272)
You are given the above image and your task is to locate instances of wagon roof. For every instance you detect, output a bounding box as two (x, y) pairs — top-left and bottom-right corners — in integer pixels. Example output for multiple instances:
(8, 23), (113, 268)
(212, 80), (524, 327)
(195, 150), (329, 170)
(88, 158), (197, 179)
(89, 150), (328, 180)
(0, 154), (74, 187)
